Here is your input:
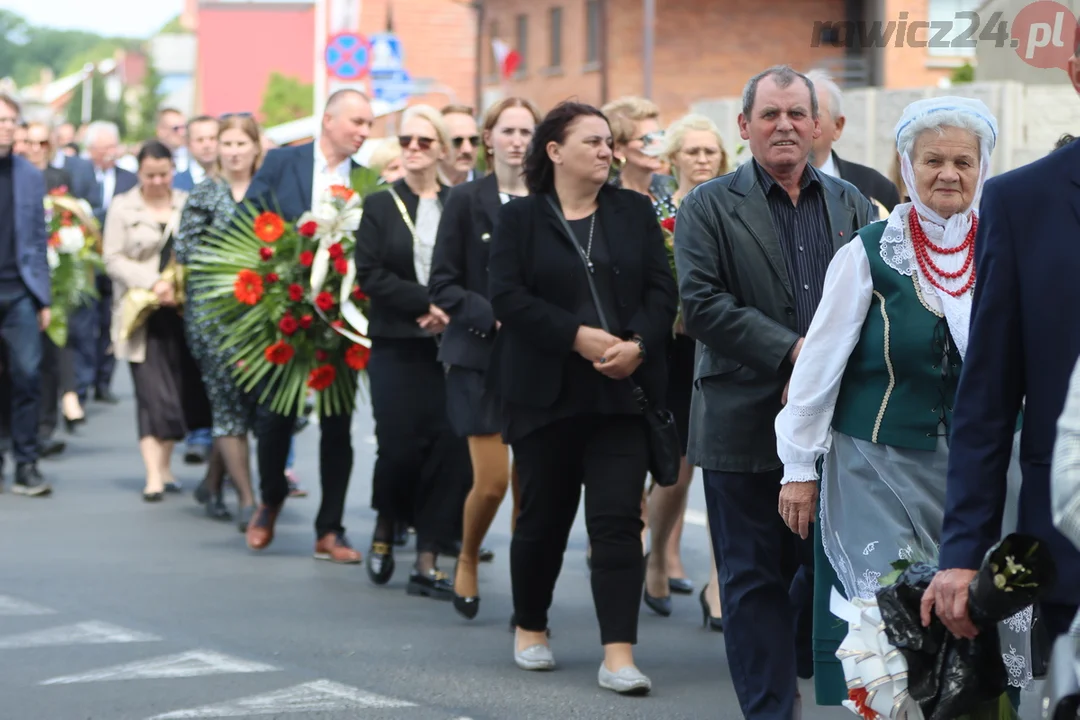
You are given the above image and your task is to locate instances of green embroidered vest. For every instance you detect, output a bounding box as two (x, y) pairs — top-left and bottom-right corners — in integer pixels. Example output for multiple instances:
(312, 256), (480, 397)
(831, 221), (962, 451)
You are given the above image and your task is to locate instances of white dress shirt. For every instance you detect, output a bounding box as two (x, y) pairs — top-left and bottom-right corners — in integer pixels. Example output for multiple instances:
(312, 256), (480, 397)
(818, 151), (839, 178)
(312, 144), (352, 212)
(190, 162), (207, 185)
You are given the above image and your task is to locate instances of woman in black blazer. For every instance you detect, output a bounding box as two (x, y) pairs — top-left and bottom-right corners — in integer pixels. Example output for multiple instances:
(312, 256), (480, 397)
(428, 97), (540, 621)
(354, 104), (471, 601)
(488, 102), (677, 694)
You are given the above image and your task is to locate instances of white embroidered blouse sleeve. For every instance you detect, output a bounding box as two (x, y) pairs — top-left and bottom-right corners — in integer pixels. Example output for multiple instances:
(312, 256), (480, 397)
(776, 238), (874, 484)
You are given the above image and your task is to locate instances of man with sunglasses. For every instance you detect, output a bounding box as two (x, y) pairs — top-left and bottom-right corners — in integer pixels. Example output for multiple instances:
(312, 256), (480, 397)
(439, 105), (479, 186)
(245, 88), (374, 565)
(155, 108), (188, 173)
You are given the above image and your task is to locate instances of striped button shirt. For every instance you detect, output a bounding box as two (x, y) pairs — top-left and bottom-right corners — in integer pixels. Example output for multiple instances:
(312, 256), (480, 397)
(755, 161), (833, 337)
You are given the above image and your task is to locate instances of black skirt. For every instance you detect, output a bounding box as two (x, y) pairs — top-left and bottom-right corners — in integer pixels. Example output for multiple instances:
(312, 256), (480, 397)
(129, 308), (211, 440)
(666, 333), (695, 456)
(445, 365), (501, 437)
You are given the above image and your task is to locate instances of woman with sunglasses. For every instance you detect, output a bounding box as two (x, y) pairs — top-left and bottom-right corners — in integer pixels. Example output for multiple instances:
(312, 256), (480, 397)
(427, 96), (541, 621)
(488, 101), (676, 694)
(355, 105), (472, 600)
(601, 97), (676, 202)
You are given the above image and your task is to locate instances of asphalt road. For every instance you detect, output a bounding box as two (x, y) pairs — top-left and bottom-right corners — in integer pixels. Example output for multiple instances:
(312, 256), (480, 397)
(0, 369), (1047, 719)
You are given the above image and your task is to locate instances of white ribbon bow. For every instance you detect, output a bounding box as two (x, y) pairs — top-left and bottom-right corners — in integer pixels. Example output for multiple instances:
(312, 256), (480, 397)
(831, 588), (924, 720)
(297, 187), (370, 348)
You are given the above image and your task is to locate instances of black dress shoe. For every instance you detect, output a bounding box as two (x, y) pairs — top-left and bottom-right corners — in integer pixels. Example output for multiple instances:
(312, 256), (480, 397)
(453, 594), (479, 619)
(164, 481), (182, 494)
(366, 542), (395, 585)
(38, 437), (66, 458)
(183, 444), (209, 465)
(478, 546), (495, 563)
(142, 491), (164, 502)
(406, 568), (453, 601)
(13, 464), (51, 497)
(94, 388), (119, 404)
(63, 416), (85, 434)
(643, 591), (672, 617)
(669, 577), (694, 595)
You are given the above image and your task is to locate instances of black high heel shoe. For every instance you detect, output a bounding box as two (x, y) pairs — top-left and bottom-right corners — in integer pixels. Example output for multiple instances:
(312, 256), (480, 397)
(63, 415), (85, 434)
(699, 586), (724, 632)
(452, 561), (480, 620)
(642, 553), (672, 617)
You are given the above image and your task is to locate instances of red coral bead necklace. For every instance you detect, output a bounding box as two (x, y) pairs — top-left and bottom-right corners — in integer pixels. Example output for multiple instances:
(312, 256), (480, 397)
(908, 205), (977, 298)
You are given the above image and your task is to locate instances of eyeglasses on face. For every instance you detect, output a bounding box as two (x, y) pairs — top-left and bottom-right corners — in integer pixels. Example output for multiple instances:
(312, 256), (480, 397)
(220, 112), (254, 121)
(399, 135), (436, 151)
(635, 131), (665, 146)
(452, 135), (480, 149)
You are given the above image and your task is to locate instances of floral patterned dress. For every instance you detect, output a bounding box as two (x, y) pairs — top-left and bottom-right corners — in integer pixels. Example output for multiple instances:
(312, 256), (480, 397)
(175, 178), (256, 437)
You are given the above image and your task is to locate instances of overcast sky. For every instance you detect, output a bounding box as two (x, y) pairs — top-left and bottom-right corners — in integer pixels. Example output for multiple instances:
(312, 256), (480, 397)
(7, 0), (182, 38)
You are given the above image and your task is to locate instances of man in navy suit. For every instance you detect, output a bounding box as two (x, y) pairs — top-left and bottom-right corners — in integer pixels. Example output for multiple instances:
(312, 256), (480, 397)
(921, 49), (1080, 646)
(172, 115), (219, 193)
(50, 126), (96, 205)
(0, 94), (53, 496)
(243, 88), (373, 563)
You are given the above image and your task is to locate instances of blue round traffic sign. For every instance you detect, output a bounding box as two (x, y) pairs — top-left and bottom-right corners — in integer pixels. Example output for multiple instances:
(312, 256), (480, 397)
(325, 33), (371, 80)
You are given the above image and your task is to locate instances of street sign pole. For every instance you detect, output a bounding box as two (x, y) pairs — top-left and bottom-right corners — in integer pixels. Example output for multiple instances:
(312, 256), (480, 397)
(315, 0), (364, 124)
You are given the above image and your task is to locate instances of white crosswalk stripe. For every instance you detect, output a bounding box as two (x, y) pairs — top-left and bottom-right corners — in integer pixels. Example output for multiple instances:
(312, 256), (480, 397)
(40, 650), (279, 685)
(0, 621), (160, 649)
(146, 679), (418, 718)
(0, 595), (56, 616)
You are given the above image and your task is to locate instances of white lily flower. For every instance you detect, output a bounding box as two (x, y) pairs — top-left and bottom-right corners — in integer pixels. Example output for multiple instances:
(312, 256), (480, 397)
(57, 226), (85, 254)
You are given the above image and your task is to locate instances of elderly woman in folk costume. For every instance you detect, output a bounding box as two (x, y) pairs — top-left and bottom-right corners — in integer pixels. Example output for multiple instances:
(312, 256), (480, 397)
(775, 96), (1035, 708)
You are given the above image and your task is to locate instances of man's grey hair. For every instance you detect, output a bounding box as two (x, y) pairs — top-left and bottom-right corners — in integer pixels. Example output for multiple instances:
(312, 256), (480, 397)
(741, 64), (818, 120)
(804, 69), (843, 119)
(85, 121), (119, 147)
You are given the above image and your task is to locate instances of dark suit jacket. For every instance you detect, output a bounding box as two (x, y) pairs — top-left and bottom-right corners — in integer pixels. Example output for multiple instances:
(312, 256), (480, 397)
(245, 142), (362, 223)
(354, 179), (452, 340)
(61, 155), (96, 203)
(487, 184), (677, 410)
(12, 157), (51, 307)
(674, 160), (875, 473)
(428, 173), (503, 371)
(92, 167), (138, 227)
(939, 140), (1080, 605)
(833, 150), (901, 214)
(43, 167), (71, 193)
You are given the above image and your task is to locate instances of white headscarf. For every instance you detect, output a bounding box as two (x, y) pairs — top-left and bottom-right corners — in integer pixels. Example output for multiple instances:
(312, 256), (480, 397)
(894, 96), (998, 253)
(879, 97), (999, 360)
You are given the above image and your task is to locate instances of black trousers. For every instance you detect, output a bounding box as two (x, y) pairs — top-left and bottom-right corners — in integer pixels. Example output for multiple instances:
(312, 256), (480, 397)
(511, 413), (648, 645)
(368, 337), (470, 554)
(702, 468), (815, 720)
(256, 394), (353, 538)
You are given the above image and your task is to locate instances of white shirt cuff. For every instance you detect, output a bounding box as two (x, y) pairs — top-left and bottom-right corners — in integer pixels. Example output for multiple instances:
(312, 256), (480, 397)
(781, 463), (819, 485)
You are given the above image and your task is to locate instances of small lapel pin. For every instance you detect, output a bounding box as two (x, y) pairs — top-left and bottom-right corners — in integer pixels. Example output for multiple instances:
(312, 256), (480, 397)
(481, 232), (491, 242)
(839, 231), (844, 237)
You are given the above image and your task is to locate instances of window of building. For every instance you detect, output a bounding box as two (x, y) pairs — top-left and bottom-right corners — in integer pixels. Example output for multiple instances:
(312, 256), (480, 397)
(549, 7), (563, 69)
(926, 0), (982, 57)
(488, 20), (499, 75)
(585, 0), (601, 64)
(515, 14), (528, 74)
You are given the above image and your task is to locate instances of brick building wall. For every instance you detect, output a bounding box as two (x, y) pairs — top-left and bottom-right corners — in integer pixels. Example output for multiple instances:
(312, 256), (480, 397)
(480, 0), (847, 122)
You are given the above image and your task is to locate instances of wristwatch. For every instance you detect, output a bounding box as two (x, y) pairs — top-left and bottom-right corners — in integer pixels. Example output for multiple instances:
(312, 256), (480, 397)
(631, 336), (646, 360)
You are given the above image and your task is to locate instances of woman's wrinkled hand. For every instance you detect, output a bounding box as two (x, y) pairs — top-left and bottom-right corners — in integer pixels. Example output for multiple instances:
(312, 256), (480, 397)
(593, 341), (642, 379)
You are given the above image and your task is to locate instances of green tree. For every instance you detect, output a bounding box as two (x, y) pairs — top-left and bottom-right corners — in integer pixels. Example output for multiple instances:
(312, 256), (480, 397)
(951, 62), (975, 84)
(159, 15), (189, 34)
(260, 72), (314, 128)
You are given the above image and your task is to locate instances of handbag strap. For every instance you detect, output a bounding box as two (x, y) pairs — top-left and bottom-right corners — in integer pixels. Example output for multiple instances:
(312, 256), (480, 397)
(544, 194), (650, 412)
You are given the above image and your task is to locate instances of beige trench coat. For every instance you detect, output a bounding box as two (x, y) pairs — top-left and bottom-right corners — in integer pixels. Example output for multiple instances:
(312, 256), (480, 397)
(102, 187), (187, 363)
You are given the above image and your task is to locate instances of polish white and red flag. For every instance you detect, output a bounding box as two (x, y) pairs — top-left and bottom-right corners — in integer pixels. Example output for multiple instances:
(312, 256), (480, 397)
(491, 38), (521, 80)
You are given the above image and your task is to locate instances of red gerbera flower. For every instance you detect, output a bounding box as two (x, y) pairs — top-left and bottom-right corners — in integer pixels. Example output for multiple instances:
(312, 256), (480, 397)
(234, 269), (264, 305)
(351, 286), (367, 301)
(259, 247), (274, 261)
(847, 688), (877, 720)
(299, 314), (313, 329)
(288, 283), (305, 302)
(308, 364), (337, 391)
(266, 272), (279, 283)
(264, 340), (294, 365)
(278, 315), (299, 336)
(299, 250), (314, 267)
(315, 291), (335, 311)
(660, 217), (676, 233)
(345, 343), (370, 370)
(328, 243), (344, 259)
(333, 257), (349, 275)
(254, 211), (285, 242)
(298, 220), (318, 237)
(329, 185), (355, 201)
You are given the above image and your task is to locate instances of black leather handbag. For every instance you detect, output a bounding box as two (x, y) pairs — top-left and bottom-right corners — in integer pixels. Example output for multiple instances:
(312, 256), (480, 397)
(546, 195), (681, 488)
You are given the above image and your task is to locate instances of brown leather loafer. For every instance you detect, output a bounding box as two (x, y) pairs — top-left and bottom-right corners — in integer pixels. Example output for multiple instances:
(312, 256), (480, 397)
(246, 503), (282, 550)
(314, 532), (362, 564)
